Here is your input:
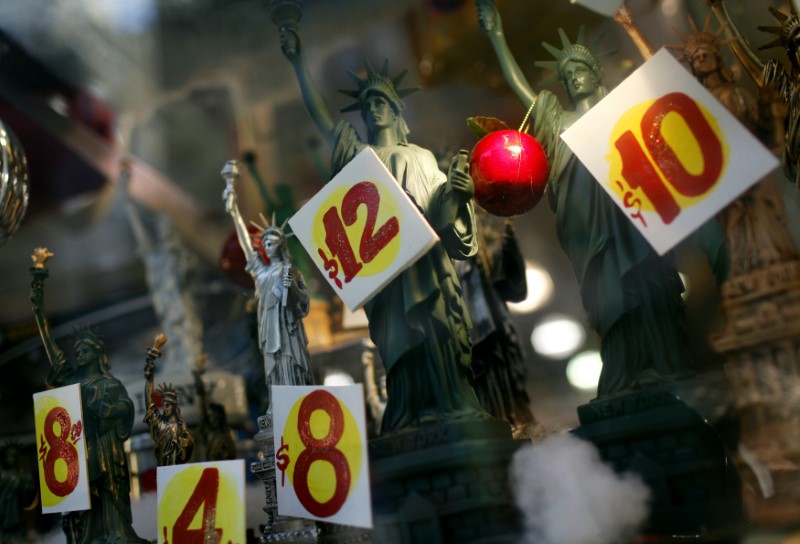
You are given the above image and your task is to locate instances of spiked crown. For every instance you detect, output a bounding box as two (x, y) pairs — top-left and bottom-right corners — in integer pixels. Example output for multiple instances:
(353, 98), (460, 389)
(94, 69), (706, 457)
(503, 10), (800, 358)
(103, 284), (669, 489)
(249, 212), (292, 263)
(758, 6), (800, 58)
(72, 325), (106, 353)
(535, 26), (608, 88)
(667, 13), (736, 83)
(159, 383), (178, 405)
(338, 59), (419, 113)
(668, 13), (730, 64)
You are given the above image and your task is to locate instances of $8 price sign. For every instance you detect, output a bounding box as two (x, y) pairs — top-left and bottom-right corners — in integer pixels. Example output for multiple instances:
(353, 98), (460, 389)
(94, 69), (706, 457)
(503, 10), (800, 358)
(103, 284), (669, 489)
(33, 384), (90, 513)
(562, 49), (778, 255)
(157, 460), (245, 544)
(272, 385), (372, 529)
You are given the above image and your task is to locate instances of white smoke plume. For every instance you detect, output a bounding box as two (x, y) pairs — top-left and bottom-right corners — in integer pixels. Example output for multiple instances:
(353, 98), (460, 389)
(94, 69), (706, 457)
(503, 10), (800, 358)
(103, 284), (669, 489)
(511, 433), (651, 544)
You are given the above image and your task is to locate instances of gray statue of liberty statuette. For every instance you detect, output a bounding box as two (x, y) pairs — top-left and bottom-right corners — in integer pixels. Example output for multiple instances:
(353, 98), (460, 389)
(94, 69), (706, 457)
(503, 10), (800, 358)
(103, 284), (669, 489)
(120, 158), (204, 375)
(477, 0), (693, 397)
(222, 161), (314, 414)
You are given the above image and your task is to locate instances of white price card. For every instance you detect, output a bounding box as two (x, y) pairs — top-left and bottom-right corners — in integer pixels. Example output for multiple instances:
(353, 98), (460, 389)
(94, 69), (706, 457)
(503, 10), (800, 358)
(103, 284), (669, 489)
(272, 385), (372, 528)
(561, 48), (778, 255)
(33, 384), (90, 513)
(289, 147), (439, 310)
(157, 460), (246, 544)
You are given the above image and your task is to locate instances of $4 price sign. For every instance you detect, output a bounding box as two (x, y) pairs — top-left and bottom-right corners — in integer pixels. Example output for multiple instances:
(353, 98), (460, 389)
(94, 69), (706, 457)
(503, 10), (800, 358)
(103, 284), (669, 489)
(561, 49), (778, 255)
(272, 385), (372, 529)
(33, 384), (90, 513)
(157, 460), (246, 544)
(289, 147), (439, 311)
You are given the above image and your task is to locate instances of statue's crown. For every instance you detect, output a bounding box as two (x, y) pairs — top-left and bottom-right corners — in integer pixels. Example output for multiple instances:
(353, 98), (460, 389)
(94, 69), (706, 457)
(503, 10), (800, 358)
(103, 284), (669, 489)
(668, 13), (727, 63)
(759, 6), (800, 55)
(72, 325), (105, 351)
(159, 383), (178, 404)
(338, 59), (419, 114)
(534, 26), (606, 87)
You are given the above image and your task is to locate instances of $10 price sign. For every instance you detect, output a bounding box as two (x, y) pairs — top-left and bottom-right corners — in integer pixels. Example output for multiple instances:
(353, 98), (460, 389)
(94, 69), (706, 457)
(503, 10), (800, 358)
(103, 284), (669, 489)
(157, 459), (246, 544)
(289, 147), (439, 311)
(272, 385), (372, 528)
(561, 48), (778, 255)
(33, 384), (90, 513)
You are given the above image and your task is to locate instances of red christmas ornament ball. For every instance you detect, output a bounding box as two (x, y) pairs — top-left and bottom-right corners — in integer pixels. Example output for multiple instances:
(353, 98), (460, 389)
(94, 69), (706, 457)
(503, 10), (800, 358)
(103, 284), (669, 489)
(469, 129), (549, 217)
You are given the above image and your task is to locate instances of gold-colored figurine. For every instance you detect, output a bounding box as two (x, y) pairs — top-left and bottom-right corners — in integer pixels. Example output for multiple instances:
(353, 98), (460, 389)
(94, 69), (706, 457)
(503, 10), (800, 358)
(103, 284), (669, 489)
(143, 334), (194, 466)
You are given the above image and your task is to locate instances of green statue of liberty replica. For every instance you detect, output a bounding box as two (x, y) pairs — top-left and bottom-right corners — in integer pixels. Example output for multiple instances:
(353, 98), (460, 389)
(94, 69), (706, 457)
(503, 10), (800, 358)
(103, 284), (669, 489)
(278, 10), (487, 434)
(477, 2), (744, 536)
(273, 2), (523, 541)
(29, 248), (147, 544)
(477, 0), (693, 397)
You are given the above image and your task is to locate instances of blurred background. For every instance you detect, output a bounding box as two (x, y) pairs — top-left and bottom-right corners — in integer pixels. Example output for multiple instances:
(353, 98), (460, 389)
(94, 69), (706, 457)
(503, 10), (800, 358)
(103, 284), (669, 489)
(0, 0), (795, 537)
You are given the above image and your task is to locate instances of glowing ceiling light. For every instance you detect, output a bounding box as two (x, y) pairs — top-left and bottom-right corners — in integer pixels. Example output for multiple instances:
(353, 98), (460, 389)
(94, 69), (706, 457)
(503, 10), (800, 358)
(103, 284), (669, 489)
(508, 261), (554, 314)
(566, 350), (603, 391)
(661, 0), (679, 18)
(530, 315), (586, 359)
(323, 371), (355, 386)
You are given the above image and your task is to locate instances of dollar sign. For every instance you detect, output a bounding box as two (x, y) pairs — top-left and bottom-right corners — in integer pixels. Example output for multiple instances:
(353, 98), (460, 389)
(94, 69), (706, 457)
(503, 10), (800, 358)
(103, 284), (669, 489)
(276, 436), (290, 488)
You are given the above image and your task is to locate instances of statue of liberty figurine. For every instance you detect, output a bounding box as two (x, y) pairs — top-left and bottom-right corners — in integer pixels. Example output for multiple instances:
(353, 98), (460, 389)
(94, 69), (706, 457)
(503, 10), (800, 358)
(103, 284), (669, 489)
(222, 161), (314, 415)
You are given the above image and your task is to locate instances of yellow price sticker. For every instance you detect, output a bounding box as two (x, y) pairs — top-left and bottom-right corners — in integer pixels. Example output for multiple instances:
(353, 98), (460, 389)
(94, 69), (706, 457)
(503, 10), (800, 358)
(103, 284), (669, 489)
(33, 384), (89, 513)
(561, 49), (779, 255)
(312, 180), (401, 288)
(157, 460), (245, 544)
(607, 91), (729, 228)
(277, 389), (363, 517)
(272, 385), (372, 528)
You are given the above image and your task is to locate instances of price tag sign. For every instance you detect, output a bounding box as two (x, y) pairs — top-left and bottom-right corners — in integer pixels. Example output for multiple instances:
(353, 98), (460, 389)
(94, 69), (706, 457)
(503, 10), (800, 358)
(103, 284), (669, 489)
(33, 384), (90, 513)
(561, 48), (778, 255)
(157, 459), (246, 544)
(272, 385), (372, 528)
(569, 0), (624, 17)
(289, 147), (439, 311)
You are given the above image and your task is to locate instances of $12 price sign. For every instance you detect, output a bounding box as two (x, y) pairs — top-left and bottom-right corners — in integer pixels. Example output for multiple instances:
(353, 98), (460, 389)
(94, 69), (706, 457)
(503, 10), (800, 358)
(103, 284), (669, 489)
(272, 385), (372, 528)
(289, 147), (439, 311)
(561, 48), (778, 255)
(33, 384), (90, 513)
(157, 460), (246, 544)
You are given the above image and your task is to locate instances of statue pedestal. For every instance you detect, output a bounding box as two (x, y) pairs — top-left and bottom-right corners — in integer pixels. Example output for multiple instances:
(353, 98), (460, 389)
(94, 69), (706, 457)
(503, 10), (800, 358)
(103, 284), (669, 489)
(368, 418), (524, 544)
(572, 386), (744, 539)
(251, 413), (319, 543)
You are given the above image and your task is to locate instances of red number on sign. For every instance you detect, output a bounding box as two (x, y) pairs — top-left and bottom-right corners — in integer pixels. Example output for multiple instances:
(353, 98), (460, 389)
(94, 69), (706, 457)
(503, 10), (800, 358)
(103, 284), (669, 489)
(171, 467), (222, 544)
(41, 407), (80, 497)
(293, 390), (351, 517)
(615, 130), (680, 224)
(323, 206), (363, 283)
(321, 181), (399, 284)
(615, 91), (724, 224)
(341, 181), (400, 263)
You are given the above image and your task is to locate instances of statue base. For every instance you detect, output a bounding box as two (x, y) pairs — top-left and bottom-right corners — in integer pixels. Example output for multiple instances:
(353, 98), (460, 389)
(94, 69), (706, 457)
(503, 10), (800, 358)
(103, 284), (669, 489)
(572, 384), (744, 539)
(727, 400), (800, 527)
(367, 418), (524, 544)
(251, 413), (319, 543)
